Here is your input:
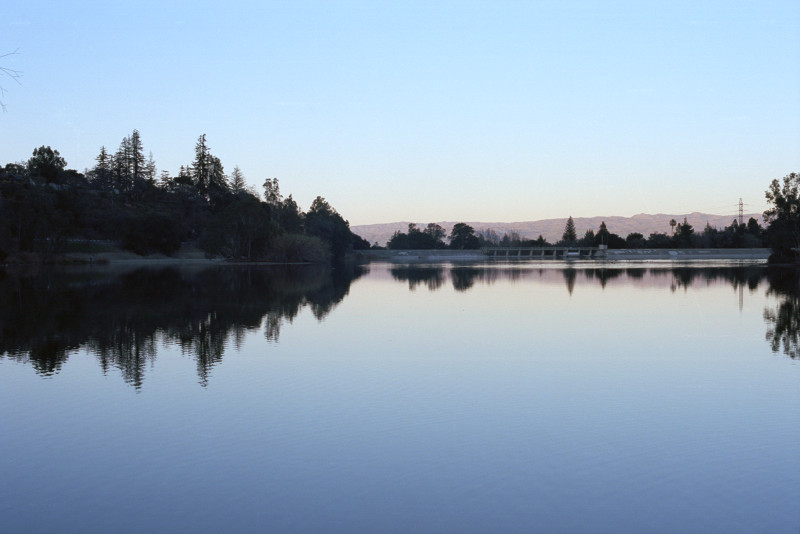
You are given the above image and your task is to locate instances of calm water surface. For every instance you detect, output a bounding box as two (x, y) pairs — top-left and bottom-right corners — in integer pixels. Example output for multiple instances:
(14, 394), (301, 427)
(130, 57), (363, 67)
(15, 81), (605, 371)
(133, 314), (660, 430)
(1, 261), (798, 533)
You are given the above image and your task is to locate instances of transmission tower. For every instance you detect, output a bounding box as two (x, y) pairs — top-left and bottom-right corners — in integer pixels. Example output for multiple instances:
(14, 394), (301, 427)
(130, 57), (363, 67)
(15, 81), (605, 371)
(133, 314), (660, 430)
(739, 198), (743, 225)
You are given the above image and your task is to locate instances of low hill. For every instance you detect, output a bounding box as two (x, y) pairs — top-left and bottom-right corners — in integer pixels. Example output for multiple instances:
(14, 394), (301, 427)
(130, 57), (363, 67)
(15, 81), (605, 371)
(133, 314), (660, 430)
(351, 212), (763, 247)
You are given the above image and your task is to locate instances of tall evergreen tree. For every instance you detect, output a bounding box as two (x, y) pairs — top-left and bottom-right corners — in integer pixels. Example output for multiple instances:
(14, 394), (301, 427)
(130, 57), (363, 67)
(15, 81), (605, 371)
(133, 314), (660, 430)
(95, 146), (110, 172)
(144, 151), (156, 183)
(130, 129), (145, 182)
(192, 134), (210, 195)
(230, 165), (246, 194)
(113, 135), (132, 191)
(596, 221), (610, 245)
(562, 216), (577, 244)
(90, 145), (112, 187)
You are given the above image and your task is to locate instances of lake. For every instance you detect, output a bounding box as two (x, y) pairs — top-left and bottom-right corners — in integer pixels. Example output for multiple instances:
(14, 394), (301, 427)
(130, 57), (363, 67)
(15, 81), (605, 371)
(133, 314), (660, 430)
(1, 261), (798, 533)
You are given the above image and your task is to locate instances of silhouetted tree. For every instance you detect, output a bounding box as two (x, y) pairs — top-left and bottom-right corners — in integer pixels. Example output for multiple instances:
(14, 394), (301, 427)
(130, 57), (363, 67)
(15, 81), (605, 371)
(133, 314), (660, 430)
(130, 129), (145, 183)
(425, 223), (447, 248)
(202, 195), (274, 259)
(388, 223), (447, 249)
(579, 229), (595, 247)
(562, 216), (577, 245)
(647, 232), (673, 248)
(764, 172), (800, 262)
(27, 146), (66, 183)
(89, 145), (113, 188)
(230, 165), (246, 194)
(674, 218), (695, 247)
(625, 232), (646, 248)
(305, 196), (356, 258)
(449, 223), (480, 249)
(279, 194), (304, 234)
(263, 177), (281, 205)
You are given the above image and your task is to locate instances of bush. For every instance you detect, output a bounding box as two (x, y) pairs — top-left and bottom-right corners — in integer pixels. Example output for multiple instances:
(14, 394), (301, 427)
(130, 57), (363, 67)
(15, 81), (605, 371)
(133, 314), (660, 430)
(121, 214), (183, 256)
(267, 233), (330, 263)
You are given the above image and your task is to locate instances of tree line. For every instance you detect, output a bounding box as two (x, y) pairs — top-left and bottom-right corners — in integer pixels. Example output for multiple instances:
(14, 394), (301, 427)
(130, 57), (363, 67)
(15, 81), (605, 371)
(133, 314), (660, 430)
(544, 215), (767, 249)
(386, 222), (481, 250)
(390, 215), (768, 251)
(0, 131), (370, 262)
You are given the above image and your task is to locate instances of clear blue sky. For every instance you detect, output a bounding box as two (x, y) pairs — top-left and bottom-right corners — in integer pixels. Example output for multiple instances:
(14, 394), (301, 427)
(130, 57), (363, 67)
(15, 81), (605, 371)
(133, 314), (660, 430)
(2, 0), (798, 225)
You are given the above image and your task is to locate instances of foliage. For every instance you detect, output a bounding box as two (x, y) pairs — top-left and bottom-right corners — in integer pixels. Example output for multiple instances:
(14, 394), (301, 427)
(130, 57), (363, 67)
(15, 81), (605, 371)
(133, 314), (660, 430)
(230, 165), (247, 194)
(201, 196), (275, 259)
(267, 233), (330, 263)
(263, 177), (281, 206)
(121, 212), (183, 256)
(27, 146), (66, 183)
(625, 232), (647, 248)
(387, 223), (447, 249)
(764, 172), (800, 261)
(1, 135), (366, 264)
(673, 218), (695, 248)
(278, 194), (304, 234)
(449, 223), (480, 249)
(561, 216), (577, 245)
(304, 196), (362, 258)
(646, 232), (673, 248)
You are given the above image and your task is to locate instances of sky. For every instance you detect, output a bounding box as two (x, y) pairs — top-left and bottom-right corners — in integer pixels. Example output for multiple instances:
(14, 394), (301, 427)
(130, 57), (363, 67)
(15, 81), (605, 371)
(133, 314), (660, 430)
(2, 0), (799, 225)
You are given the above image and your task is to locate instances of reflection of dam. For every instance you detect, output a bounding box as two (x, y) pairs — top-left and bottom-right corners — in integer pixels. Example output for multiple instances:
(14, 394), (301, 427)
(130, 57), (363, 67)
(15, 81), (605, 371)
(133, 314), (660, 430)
(483, 246), (606, 259)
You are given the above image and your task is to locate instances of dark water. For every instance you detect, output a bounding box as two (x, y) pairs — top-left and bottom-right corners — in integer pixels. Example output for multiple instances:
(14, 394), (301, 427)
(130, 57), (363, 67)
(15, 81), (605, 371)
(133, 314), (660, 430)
(1, 262), (798, 533)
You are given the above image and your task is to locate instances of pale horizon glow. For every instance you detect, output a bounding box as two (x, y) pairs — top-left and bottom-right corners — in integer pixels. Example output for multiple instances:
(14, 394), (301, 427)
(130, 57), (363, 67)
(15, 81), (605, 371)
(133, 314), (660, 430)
(2, 1), (798, 225)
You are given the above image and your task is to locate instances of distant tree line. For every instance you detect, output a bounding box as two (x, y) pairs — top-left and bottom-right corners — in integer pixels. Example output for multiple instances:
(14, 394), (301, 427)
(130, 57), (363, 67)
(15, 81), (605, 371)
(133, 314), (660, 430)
(475, 215), (767, 250)
(0, 131), (369, 262)
(386, 222), (480, 250)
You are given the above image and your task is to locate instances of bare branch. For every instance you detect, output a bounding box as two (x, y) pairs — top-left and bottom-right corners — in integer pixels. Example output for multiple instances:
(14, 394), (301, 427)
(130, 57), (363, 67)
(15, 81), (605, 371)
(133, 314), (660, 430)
(0, 48), (23, 112)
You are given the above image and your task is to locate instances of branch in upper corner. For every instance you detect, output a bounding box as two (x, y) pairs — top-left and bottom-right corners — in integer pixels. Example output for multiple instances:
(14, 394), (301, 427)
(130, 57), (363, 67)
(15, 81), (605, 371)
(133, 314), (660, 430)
(0, 48), (23, 112)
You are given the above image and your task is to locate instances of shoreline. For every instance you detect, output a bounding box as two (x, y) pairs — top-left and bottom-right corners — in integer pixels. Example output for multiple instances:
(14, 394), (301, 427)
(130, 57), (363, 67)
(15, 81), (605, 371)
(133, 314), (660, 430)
(1, 247), (774, 269)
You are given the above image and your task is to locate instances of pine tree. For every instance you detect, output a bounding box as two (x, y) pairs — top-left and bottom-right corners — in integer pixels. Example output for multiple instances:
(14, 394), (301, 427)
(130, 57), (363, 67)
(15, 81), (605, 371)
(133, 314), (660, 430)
(130, 129), (145, 182)
(230, 165), (246, 194)
(144, 151), (157, 183)
(193, 134), (209, 194)
(95, 145), (110, 172)
(91, 145), (112, 186)
(562, 216), (577, 244)
(113, 136), (132, 191)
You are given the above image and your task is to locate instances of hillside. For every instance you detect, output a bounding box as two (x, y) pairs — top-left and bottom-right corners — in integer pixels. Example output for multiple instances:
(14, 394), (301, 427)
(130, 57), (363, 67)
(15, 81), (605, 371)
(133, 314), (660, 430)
(351, 212), (764, 247)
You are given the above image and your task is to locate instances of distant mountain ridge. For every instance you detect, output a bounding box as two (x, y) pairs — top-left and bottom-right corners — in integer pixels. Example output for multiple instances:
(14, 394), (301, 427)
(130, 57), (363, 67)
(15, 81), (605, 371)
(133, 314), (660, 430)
(351, 212), (764, 247)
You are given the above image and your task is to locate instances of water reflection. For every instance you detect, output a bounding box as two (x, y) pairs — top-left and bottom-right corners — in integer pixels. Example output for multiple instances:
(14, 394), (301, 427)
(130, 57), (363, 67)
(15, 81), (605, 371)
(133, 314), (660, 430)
(0, 264), (366, 387)
(390, 265), (445, 291)
(3, 263), (798, 386)
(764, 268), (800, 359)
(390, 263), (769, 295)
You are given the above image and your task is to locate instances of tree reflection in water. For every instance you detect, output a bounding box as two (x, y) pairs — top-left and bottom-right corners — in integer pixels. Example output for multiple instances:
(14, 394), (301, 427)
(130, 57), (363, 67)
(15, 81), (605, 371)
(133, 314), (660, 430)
(389, 266), (445, 291)
(3, 262), (798, 386)
(387, 263), (799, 362)
(0, 264), (367, 388)
(764, 268), (800, 359)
